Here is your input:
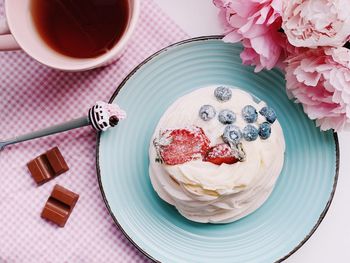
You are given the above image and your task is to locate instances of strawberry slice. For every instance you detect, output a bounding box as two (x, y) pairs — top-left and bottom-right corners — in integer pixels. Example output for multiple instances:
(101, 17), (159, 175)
(205, 143), (239, 165)
(154, 126), (210, 165)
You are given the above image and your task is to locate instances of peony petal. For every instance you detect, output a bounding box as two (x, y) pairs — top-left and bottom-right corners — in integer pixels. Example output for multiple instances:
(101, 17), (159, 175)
(228, 13), (247, 28)
(250, 34), (271, 58)
(285, 46), (350, 131)
(222, 31), (243, 43)
(237, 19), (255, 35)
(256, 6), (270, 24)
(241, 47), (258, 61)
(295, 70), (321, 87)
(230, 0), (260, 17)
(282, 0), (350, 48)
(213, 0), (285, 72)
(346, 105), (350, 118)
(240, 23), (269, 38)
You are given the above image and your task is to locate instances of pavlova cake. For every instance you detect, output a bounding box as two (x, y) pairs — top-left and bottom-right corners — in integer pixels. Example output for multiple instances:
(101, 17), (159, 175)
(149, 86), (285, 223)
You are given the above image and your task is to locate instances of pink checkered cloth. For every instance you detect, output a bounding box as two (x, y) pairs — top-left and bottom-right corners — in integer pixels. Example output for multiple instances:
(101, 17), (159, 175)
(0, 1), (187, 262)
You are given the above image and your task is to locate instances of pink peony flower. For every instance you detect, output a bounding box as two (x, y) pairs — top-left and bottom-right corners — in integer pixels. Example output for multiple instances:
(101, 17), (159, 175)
(285, 47), (350, 131)
(282, 0), (350, 48)
(213, 0), (286, 72)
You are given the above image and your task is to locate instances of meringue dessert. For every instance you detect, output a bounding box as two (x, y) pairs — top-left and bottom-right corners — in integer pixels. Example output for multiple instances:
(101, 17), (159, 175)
(149, 86), (285, 224)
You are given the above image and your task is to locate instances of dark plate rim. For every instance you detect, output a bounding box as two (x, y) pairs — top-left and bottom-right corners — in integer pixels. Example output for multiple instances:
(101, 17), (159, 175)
(96, 36), (340, 263)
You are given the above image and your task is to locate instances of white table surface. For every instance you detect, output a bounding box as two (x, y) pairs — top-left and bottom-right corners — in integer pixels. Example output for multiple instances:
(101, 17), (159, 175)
(154, 1), (350, 262)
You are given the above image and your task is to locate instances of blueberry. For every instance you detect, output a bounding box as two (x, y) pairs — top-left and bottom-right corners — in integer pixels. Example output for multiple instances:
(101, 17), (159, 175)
(214, 86), (232, 102)
(259, 106), (277, 123)
(242, 125), (258, 141)
(218, 110), (236, 124)
(258, 122), (271, 139)
(199, 105), (216, 121)
(223, 125), (242, 144)
(259, 106), (268, 116)
(241, 105), (258, 123)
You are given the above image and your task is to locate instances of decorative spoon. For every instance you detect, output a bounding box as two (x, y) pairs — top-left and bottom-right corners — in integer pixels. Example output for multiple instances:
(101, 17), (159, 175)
(0, 101), (126, 150)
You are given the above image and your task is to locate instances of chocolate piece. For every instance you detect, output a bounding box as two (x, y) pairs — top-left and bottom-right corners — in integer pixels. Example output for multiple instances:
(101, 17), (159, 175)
(27, 147), (69, 185)
(41, 185), (79, 227)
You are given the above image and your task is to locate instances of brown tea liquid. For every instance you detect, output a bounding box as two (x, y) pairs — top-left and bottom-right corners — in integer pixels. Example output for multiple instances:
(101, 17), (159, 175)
(31, 0), (130, 58)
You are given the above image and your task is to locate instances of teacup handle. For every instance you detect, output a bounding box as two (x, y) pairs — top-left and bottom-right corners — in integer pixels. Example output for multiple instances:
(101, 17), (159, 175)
(0, 18), (21, 51)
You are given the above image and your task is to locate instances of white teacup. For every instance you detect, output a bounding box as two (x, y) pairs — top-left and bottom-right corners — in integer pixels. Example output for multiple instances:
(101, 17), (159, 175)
(0, 0), (139, 71)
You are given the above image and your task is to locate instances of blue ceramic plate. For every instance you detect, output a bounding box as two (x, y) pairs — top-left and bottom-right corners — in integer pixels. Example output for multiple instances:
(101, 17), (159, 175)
(97, 36), (339, 263)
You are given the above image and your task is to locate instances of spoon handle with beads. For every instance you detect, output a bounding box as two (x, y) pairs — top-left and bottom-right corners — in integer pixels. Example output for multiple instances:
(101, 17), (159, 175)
(0, 116), (90, 150)
(0, 101), (126, 151)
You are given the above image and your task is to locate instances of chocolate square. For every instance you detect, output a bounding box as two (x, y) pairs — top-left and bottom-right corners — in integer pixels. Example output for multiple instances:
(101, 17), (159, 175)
(27, 147), (69, 185)
(41, 185), (79, 227)
(45, 147), (69, 175)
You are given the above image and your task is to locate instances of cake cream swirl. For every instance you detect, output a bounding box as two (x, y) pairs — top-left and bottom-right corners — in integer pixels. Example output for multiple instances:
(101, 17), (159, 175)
(149, 87), (285, 223)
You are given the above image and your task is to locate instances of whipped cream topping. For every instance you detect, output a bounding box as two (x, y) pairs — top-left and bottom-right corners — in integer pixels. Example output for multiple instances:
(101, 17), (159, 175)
(149, 87), (285, 223)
